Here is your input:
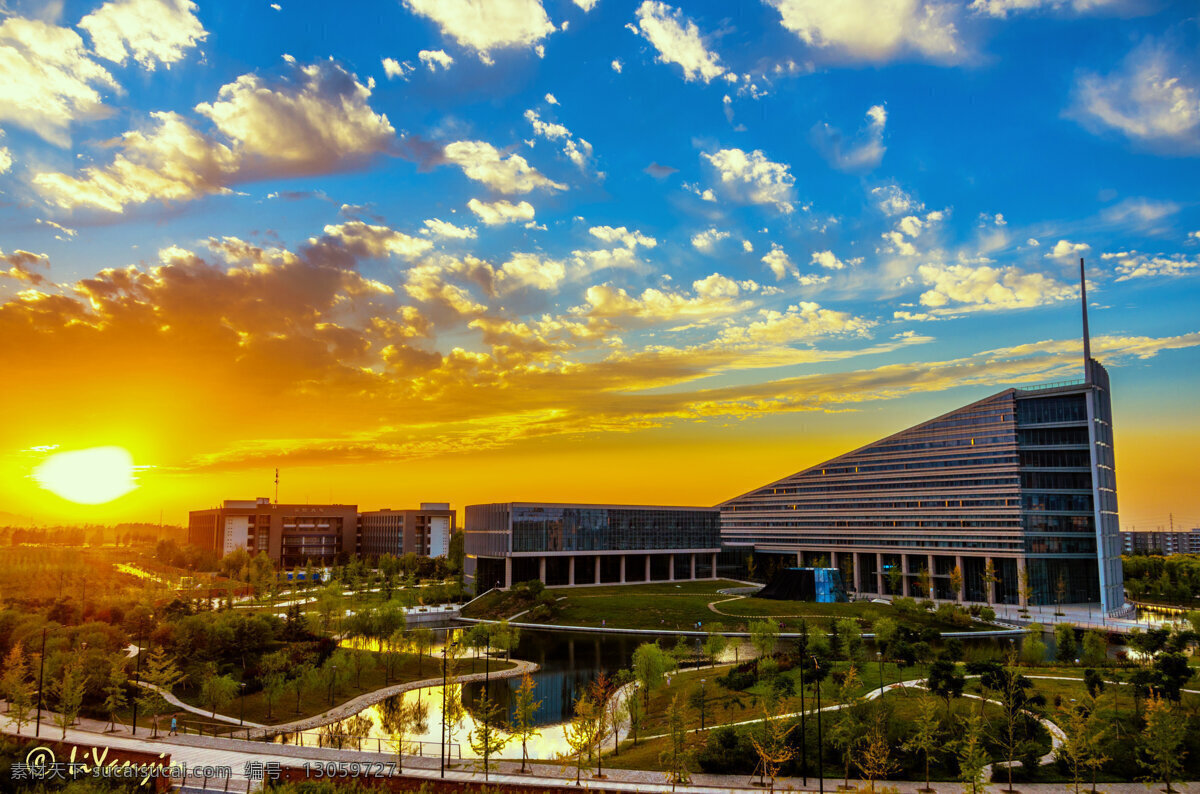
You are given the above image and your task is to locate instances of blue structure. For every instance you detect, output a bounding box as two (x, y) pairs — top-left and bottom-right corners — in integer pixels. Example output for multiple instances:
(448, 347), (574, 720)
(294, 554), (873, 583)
(758, 567), (848, 603)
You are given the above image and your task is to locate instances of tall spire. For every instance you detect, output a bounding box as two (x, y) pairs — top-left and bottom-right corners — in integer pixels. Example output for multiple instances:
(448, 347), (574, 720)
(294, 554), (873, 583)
(1080, 257), (1091, 384)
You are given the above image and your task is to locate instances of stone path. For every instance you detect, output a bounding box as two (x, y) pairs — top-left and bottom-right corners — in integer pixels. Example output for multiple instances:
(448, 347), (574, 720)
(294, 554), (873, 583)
(136, 681), (268, 729)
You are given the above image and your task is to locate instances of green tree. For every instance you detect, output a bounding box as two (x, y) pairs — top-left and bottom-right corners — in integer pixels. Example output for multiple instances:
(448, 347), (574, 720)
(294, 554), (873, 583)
(703, 622), (728, 666)
(855, 709), (899, 793)
(1, 641), (34, 734)
(562, 693), (600, 786)
(1138, 693), (1187, 793)
(137, 646), (183, 738)
(631, 642), (672, 706)
(981, 559), (998, 605)
(902, 694), (942, 794)
(410, 627), (435, 675)
(748, 618), (780, 669)
(1055, 622), (1078, 663)
(1080, 630), (1107, 666)
(926, 659), (965, 718)
(587, 672), (614, 778)
(198, 663), (238, 718)
(102, 658), (128, 732)
(1020, 623), (1047, 665)
(659, 693), (691, 790)
(386, 696), (427, 772)
(52, 656), (86, 739)
(956, 711), (990, 794)
(1056, 694), (1109, 794)
(836, 617), (863, 663)
(511, 672), (542, 773)
(827, 666), (866, 789)
(626, 680), (647, 746)
(748, 691), (794, 793)
(468, 689), (510, 781)
(950, 565), (964, 602)
(288, 662), (315, 714)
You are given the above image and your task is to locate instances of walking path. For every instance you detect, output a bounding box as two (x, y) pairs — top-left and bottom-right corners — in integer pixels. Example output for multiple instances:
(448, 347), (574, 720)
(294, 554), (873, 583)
(136, 681), (268, 729)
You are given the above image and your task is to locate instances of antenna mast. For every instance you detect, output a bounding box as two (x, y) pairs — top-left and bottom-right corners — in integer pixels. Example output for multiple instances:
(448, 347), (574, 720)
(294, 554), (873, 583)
(1080, 257), (1092, 384)
(274, 468), (279, 505)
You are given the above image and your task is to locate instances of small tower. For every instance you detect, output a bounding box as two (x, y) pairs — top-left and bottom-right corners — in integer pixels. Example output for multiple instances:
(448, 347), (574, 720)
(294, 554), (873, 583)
(1080, 257), (1092, 385)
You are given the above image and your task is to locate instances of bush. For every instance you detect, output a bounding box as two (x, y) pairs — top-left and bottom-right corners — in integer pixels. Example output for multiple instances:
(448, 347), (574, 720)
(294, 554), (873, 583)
(696, 726), (757, 774)
(893, 596), (919, 615)
(716, 668), (757, 691)
(920, 599), (935, 611)
(979, 606), (996, 622)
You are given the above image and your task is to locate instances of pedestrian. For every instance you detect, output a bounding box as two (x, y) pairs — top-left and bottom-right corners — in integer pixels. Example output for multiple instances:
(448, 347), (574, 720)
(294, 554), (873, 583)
(170, 716), (177, 736)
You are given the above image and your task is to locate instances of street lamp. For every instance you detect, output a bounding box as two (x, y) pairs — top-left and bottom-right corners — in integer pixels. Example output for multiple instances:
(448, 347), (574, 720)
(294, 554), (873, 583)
(698, 679), (706, 732)
(440, 638), (458, 778)
(329, 665), (338, 706)
(34, 628), (47, 738)
(239, 682), (247, 726)
(877, 651), (885, 698)
(131, 613), (153, 737)
(812, 655), (824, 794)
(798, 657), (807, 786)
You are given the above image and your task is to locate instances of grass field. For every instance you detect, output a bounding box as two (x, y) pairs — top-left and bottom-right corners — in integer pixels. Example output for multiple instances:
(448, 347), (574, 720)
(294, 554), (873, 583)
(464, 580), (990, 633)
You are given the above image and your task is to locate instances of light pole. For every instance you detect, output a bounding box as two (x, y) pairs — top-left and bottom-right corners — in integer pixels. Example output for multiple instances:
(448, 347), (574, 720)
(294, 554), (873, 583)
(131, 613), (152, 737)
(877, 651), (885, 698)
(812, 655), (824, 794)
(34, 628), (46, 738)
(329, 665), (337, 706)
(239, 682), (247, 726)
(798, 657), (807, 786)
(698, 679), (706, 732)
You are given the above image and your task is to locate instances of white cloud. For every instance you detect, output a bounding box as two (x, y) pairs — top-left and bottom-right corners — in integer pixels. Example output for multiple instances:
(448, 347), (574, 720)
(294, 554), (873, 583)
(1045, 239), (1090, 261)
(524, 109), (594, 172)
(1027, 237), (1040, 247)
(574, 0), (599, 10)
(762, 243), (797, 280)
(690, 227), (731, 252)
(422, 218), (477, 239)
(798, 273), (832, 286)
(34, 60), (393, 211)
(765, 0), (963, 63)
(1072, 41), (1200, 154)
(382, 57), (414, 80)
(810, 250), (846, 270)
(443, 140), (565, 194)
(719, 302), (873, 345)
(1103, 250), (1200, 282)
(36, 218), (77, 239)
(813, 104), (887, 171)
(0, 145), (10, 174)
(917, 261), (1076, 312)
(0, 17), (118, 146)
(702, 147), (795, 212)
(467, 197), (536, 225)
(545, 93), (558, 104)
(971, 0), (1130, 17)
(498, 252), (565, 291)
(742, 239), (754, 252)
(611, 59), (623, 73)
(419, 49), (455, 71)
(79, 0), (206, 71)
(314, 221), (433, 260)
(1190, 231), (1200, 242)
(633, 1), (725, 83)
(589, 225), (656, 248)
(404, 0), (556, 65)
(1100, 197), (1180, 229)
(871, 184), (922, 216)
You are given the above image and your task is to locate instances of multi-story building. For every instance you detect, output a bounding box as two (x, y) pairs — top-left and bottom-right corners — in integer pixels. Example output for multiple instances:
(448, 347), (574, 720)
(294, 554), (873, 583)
(188, 498), (359, 567)
(359, 503), (455, 559)
(1121, 529), (1200, 556)
(464, 502), (722, 590)
(720, 263), (1127, 615)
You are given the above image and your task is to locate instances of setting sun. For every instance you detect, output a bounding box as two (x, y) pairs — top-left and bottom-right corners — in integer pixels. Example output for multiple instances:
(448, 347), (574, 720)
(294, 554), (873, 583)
(32, 446), (138, 505)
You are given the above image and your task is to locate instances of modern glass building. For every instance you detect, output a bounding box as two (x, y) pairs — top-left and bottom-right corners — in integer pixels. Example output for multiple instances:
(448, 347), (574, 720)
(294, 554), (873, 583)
(720, 263), (1126, 615)
(464, 502), (722, 591)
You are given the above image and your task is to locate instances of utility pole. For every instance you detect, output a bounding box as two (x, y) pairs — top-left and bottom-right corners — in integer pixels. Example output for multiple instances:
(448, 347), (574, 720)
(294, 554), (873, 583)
(275, 468), (279, 505)
(35, 628), (46, 738)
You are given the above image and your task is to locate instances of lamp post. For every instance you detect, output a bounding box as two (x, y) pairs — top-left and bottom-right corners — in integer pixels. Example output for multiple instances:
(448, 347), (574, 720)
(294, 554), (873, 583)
(877, 651), (885, 698)
(131, 613), (152, 737)
(812, 655), (824, 794)
(329, 665), (337, 706)
(798, 657), (807, 786)
(239, 682), (247, 726)
(699, 679), (706, 732)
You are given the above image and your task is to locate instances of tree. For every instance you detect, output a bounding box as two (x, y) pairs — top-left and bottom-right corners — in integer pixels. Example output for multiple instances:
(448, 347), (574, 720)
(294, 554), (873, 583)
(989, 655), (1040, 793)
(52, 656), (86, 740)
(315, 585), (341, 634)
(903, 694), (942, 794)
(950, 565), (964, 602)
(562, 693), (600, 786)
(887, 564), (903, 596)
(1080, 630), (1107, 666)
(1019, 566), (1034, 612)
(659, 693), (691, 791)
(748, 618), (780, 669)
(926, 659), (965, 718)
(102, 658), (128, 733)
(1, 641), (34, 734)
(956, 711), (990, 794)
(748, 692), (794, 793)
(198, 663), (238, 718)
(137, 646), (183, 738)
(916, 568), (933, 601)
(827, 666), (866, 789)
(586, 672), (614, 778)
(981, 559), (998, 605)
(1138, 693), (1187, 793)
(1056, 695), (1109, 794)
(385, 696), (427, 772)
(410, 627), (435, 675)
(837, 617), (863, 663)
(512, 672), (542, 773)
(1020, 623), (1047, 665)
(1055, 622), (1078, 663)
(626, 681), (647, 747)
(703, 623), (728, 666)
(289, 662), (315, 714)
(468, 689), (510, 782)
(631, 642), (672, 706)
(855, 709), (899, 793)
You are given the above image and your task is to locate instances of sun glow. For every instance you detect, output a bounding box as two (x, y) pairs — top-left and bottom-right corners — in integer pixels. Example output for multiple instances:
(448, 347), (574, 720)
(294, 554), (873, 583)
(32, 446), (138, 504)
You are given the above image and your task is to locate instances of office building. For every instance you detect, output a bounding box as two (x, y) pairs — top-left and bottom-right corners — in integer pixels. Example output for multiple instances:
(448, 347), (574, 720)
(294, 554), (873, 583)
(464, 502), (721, 590)
(188, 498), (359, 567)
(359, 503), (455, 558)
(720, 261), (1127, 615)
(1121, 529), (1200, 556)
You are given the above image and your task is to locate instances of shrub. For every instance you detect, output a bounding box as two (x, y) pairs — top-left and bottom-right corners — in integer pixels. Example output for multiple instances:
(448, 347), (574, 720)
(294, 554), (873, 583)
(893, 596), (919, 615)
(716, 668), (757, 691)
(697, 726), (756, 774)
(979, 606), (996, 622)
(920, 599), (935, 611)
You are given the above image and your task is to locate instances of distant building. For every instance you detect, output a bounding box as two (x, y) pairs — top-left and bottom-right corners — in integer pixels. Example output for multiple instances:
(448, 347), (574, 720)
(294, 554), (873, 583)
(719, 261), (1127, 615)
(188, 498), (359, 567)
(1121, 529), (1200, 556)
(359, 503), (455, 559)
(464, 502), (721, 590)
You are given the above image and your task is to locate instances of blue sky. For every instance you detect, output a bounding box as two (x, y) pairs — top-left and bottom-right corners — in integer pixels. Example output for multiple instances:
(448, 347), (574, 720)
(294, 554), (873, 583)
(0, 0), (1197, 527)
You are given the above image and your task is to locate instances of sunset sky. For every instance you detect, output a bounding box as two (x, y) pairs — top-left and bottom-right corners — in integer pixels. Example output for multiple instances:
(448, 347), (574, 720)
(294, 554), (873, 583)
(1, 0), (1197, 530)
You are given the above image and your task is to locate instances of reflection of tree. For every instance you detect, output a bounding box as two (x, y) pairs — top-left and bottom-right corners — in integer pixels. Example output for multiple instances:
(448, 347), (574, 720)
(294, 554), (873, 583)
(318, 714), (373, 750)
(443, 683), (466, 761)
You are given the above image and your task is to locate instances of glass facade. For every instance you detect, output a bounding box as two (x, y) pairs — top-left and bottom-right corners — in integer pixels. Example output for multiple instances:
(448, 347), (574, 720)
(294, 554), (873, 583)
(510, 506), (720, 552)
